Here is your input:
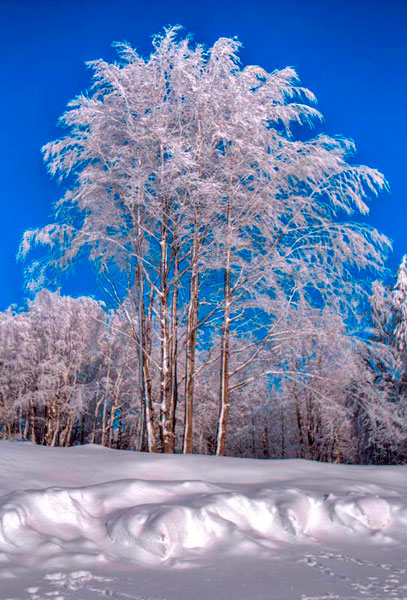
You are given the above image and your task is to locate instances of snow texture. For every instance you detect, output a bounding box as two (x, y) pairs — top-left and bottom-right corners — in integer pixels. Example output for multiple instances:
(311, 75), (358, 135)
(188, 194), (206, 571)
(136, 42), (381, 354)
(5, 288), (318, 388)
(1, 442), (407, 599)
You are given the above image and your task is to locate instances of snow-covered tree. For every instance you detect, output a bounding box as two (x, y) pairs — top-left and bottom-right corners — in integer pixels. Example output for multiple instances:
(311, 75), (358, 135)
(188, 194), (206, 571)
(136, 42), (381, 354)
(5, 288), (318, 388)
(393, 255), (407, 358)
(351, 259), (407, 464)
(0, 291), (107, 445)
(0, 308), (27, 439)
(19, 27), (390, 454)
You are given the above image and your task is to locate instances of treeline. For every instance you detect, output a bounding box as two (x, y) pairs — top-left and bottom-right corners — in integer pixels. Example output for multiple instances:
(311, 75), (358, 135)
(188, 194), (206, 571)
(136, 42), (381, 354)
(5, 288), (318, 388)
(1, 262), (407, 463)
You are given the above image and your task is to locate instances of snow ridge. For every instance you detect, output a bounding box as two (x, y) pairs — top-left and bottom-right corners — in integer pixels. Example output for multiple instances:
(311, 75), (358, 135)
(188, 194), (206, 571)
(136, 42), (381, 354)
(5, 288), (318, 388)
(0, 478), (403, 569)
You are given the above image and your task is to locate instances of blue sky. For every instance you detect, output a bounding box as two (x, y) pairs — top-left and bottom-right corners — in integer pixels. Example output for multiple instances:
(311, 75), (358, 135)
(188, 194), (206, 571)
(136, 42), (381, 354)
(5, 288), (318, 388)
(0, 0), (406, 309)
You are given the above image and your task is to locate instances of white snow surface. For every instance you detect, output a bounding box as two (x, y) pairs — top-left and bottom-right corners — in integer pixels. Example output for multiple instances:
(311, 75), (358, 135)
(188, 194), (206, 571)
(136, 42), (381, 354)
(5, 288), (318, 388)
(1, 442), (407, 599)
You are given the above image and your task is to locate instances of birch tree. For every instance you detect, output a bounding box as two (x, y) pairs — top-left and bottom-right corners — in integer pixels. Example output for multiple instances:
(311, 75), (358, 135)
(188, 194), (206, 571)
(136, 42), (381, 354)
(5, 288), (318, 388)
(20, 27), (390, 454)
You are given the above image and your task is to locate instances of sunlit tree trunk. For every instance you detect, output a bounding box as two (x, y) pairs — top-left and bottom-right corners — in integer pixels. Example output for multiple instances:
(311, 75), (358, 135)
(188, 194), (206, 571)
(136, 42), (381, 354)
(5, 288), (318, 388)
(216, 202), (232, 456)
(183, 222), (200, 453)
(159, 198), (175, 453)
(170, 244), (180, 447)
(143, 285), (157, 452)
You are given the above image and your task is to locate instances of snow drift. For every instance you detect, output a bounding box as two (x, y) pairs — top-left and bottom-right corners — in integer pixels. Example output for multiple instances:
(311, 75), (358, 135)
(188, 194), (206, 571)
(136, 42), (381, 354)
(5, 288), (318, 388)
(0, 442), (406, 572)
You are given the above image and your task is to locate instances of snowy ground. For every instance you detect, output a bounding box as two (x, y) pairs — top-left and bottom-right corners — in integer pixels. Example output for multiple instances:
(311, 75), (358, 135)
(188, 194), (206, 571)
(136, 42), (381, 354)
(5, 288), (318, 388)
(1, 442), (407, 599)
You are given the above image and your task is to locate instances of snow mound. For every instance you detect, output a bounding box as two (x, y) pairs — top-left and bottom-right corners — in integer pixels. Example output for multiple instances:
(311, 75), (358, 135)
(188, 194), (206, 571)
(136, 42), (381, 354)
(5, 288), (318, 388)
(331, 494), (391, 530)
(0, 478), (402, 568)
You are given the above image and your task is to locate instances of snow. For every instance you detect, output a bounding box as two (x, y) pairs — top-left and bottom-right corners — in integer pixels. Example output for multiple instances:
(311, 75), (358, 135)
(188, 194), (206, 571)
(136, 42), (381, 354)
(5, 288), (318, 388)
(1, 442), (407, 599)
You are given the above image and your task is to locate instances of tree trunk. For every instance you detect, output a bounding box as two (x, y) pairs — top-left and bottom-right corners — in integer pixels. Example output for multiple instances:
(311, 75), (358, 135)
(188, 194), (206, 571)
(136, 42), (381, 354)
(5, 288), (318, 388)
(142, 286), (157, 452)
(216, 203), (232, 456)
(45, 399), (58, 446)
(135, 217), (146, 452)
(159, 202), (174, 453)
(91, 392), (104, 444)
(170, 245), (180, 449)
(183, 224), (199, 453)
(133, 202), (157, 453)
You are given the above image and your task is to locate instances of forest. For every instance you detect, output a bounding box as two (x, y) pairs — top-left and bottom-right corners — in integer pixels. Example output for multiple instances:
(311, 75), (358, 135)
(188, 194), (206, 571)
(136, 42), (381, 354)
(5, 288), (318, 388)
(1, 27), (406, 464)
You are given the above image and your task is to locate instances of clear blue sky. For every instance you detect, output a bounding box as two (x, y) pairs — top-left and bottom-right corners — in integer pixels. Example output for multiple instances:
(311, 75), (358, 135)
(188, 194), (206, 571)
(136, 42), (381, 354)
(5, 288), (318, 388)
(1, 0), (406, 309)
